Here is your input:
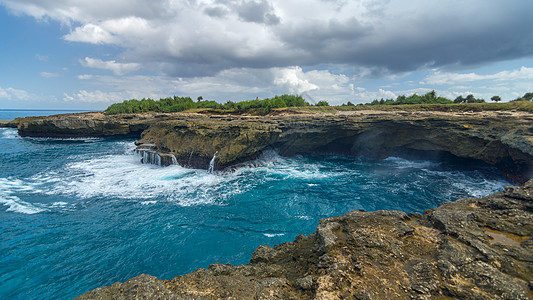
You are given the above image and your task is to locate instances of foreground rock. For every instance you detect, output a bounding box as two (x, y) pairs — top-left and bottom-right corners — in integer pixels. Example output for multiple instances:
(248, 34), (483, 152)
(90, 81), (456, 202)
(77, 180), (533, 299)
(10, 110), (533, 183)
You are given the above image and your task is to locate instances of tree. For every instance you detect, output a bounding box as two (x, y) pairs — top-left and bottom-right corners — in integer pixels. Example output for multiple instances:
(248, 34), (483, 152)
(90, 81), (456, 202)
(491, 96), (501, 102)
(197, 96), (203, 102)
(454, 96), (465, 103)
(523, 92), (533, 101)
(465, 94), (476, 103)
(316, 100), (330, 106)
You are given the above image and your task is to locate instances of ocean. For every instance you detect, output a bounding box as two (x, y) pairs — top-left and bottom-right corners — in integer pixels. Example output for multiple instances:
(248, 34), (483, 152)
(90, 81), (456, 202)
(0, 110), (511, 299)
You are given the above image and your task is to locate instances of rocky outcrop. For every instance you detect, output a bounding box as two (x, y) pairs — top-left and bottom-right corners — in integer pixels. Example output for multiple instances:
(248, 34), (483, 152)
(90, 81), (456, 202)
(0, 120), (18, 128)
(11, 110), (533, 183)
(135, 111), (533, 183)
(77, 179), (533, 299)
(13, 112), (162, 138)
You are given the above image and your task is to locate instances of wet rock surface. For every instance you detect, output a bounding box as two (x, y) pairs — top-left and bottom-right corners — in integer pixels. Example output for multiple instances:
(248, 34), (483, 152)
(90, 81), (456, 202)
(77, 180), (533, 299)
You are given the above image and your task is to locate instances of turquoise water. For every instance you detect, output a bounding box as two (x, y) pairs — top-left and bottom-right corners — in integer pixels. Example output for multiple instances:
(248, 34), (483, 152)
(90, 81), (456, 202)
(0, 111), (511, 299)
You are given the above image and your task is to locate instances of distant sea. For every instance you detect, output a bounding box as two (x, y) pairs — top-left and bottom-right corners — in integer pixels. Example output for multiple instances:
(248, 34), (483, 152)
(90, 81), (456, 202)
(0, 110), (511, 299)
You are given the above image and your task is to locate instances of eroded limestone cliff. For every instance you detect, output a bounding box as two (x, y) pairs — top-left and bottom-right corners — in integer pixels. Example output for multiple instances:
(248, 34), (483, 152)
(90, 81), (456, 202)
(77, 180), (533, 299)
(7, 110), (533, 182)
(135, 110), (533, 183)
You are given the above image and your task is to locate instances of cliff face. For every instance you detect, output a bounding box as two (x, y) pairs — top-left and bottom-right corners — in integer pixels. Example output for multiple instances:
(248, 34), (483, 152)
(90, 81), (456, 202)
(135, 111), (533, 183)
(9, 110), (533, 183)
(77, 179), (533, 299)
(14, 112), (158, 137)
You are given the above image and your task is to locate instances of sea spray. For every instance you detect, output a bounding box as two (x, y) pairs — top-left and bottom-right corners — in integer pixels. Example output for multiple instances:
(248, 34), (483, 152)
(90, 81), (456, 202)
(188, 150), (194, 166)
(171, 154), (178, 165)
(208, 151), (218, 173)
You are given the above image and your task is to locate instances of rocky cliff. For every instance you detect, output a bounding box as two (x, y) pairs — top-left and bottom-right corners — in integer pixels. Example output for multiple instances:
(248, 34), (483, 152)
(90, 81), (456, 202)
(11, 112), (158, 137)
(6, 110), (533, 183)
(77, 179), (533, 299)
(135, 110), (533, 183)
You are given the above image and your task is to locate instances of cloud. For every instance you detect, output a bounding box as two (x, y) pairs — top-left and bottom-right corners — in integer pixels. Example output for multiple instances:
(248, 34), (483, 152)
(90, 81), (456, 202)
(63, 66), (357, 106)
(77, 74), (93, 80)
(423, 66), (533, 85)
(35, 54), (49, 61)
(273, 67), (319, 94)
(64, 23), (114, 44)
(63, 90), (126, 103)
(0, 87), (30, 100)
(40, 72), (59, 78)
(80, 57), (141, 75)
(3, 0), (533, 78)
(235, 0), (280, 25)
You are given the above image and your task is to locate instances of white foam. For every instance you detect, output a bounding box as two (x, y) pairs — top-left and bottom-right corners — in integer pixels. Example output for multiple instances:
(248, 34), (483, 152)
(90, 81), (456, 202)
(141, 201), (157, 205)
(232, 150), (346, 181)
(0, 178), (46, 214)
(263, 233), (286, 237)
(384, 156), (437, 169)
(34, 150), (245, 206)
(29, 136), (103, 143)
(0, 128), (19, 139)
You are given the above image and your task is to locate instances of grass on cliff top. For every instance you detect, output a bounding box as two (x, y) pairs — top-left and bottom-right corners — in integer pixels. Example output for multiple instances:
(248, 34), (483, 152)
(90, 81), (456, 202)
(288, 101), (533, 114)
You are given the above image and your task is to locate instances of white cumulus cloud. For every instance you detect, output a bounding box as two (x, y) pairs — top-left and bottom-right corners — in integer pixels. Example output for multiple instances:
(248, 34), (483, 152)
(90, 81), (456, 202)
(423, 66), (533, 85)
(63, 90), (125, 103)
(64, 23), (114, 44)
(0, 87), (30, 100)
(80, 57), (141, 75)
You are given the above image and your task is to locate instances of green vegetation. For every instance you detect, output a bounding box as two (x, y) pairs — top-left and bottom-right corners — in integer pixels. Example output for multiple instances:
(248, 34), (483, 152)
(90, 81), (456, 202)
(105, 91), (533, 115)
(355, 91), (533, 107)
(514, 92), (533, 101)
(355, 90), (482, 106)
(334, 101), (533, 113)
(105, 94), (310, 115)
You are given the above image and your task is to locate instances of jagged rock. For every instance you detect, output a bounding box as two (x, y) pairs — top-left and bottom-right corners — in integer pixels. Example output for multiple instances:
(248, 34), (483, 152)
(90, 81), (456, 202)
(77, 180), (533, 300)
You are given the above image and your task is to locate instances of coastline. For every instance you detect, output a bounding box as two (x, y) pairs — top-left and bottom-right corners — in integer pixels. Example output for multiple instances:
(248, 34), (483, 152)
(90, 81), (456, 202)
(7, 109), (533, 183)
(3, 109), (532, 298)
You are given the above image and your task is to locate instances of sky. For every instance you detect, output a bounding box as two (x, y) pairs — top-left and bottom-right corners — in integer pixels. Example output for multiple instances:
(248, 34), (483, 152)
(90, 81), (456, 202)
(0, 0), (532, 110)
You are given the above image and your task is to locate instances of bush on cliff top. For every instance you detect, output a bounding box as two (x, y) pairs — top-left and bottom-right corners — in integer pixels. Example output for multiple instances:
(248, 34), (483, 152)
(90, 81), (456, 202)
(104, 95), (310, 115)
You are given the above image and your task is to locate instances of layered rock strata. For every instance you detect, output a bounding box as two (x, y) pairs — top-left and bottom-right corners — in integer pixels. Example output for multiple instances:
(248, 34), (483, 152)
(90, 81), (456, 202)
(7, 110), (533, 183)
(77, 179), (533, 299)
(135, 111), (533, 183)
(12, 112), (157, 138)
